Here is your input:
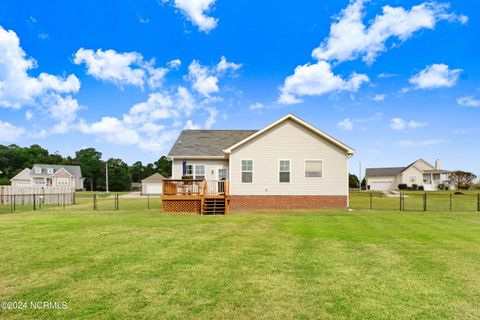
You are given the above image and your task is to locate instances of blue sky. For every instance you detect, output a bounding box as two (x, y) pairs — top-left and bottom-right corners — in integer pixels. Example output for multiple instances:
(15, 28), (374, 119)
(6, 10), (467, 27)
(0, 0), (479, 176)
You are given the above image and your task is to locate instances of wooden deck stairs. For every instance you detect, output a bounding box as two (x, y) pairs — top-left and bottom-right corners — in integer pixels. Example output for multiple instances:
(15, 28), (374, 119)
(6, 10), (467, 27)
(202, 197), (226, 215)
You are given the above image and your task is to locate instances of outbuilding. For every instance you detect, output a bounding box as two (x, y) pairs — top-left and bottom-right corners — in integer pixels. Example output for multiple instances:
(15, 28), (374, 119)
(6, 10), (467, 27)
(141, 173), (165, 195)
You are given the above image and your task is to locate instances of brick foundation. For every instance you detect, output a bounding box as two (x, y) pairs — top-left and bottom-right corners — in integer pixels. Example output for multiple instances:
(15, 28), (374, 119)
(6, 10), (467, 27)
(230, 195), (347, 211)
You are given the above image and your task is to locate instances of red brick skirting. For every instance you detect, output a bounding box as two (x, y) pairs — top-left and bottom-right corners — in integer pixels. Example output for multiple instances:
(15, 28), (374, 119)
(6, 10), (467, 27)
(230, 195), (347, 211)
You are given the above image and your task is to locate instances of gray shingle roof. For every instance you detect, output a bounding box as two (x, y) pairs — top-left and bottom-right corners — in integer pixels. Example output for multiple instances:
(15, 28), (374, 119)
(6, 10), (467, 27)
(142, 173), (165, 182)
(365, 167), (406, 177)
(31, 164), (82, 179)
(168, 130), (258, 157)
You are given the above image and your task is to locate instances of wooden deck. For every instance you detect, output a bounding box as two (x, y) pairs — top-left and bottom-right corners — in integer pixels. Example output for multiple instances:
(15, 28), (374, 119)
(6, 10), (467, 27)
(161, 179), (229, 214)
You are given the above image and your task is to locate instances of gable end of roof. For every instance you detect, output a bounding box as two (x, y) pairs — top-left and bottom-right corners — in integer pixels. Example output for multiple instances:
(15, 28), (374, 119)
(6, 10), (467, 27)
(223, 114), (355, 155)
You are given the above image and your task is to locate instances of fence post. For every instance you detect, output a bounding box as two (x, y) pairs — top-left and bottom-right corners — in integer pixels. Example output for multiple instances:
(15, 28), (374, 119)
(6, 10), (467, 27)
(13, 195), (16, 213)
(370, 192), (373, 210)
(423, 192), (427, 212)
(10, 195), (13, 213)
(33, 194), (36, 211)
(477, 193), (480, 212)
(399, 193), (402, 211)
(450, 193), (452, 212)
(116, 193), (119, 211)
(63, 194), (66, 210)
(93, 193), (97, 211)
(148, 195), (150, 209)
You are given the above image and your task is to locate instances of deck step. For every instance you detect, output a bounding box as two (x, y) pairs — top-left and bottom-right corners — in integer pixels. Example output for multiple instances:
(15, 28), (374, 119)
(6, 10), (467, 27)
(203, 197), (226, 215)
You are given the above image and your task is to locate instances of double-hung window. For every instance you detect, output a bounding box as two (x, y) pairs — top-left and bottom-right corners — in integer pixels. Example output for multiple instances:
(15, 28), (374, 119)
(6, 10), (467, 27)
(194, 164), (205, 180)
(186, 164), (194, 176)
(241, 160), (253, 183)
(305, 160), (322, 178)
(279, 160), (290, 183)
(218, 168), (227, 180)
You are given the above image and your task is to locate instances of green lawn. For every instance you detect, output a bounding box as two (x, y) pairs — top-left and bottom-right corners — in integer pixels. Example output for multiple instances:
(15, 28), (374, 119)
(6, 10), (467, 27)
(1, 209), (480, 319)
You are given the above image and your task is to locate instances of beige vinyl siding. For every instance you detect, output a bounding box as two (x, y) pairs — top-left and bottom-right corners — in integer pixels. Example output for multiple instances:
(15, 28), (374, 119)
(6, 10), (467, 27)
(411, 159), (435, 171)
(172, 159), (229, 180)
(229, 119), (349, 196)
(400, 166), (424, 186)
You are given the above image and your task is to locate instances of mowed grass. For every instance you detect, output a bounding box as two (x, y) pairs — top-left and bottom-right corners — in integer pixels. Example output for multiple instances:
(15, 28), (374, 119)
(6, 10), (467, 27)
(1, 210), (480, 319)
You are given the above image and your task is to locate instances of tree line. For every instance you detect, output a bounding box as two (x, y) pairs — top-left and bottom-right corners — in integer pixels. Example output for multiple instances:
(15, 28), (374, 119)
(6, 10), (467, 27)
(0, 144), (171, 191)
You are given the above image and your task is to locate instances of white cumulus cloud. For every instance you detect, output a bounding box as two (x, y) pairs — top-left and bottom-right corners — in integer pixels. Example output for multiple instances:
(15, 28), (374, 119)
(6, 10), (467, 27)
(74, 48), (146, 87)
(409, 64), (462, 89)
(0, 121), (25, 142)
(216, 56), (242, 73)
(73, 48), (176, 89)
(172, 0), (218, 33)
(278, 1), (466, 104)
(278, 61), (369, 105)
(187, 60), (219, 96)
(312, 1), (467, 64)
(79, 117), (141, 145)
(187, 57), (241, 97)
(0, 25), (80, 110)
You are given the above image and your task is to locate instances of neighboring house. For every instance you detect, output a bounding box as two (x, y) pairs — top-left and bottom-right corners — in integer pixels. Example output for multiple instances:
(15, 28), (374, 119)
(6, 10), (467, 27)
(131, 182), (142, 192)
(141, 173), (164, 195)
(164, 114), (355, 213)
(10, 164), (84, 190)
(366, 159), (453, 191)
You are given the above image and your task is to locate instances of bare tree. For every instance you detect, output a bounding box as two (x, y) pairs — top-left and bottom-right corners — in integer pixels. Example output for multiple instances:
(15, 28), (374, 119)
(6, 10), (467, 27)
(449, 171), (478, 190)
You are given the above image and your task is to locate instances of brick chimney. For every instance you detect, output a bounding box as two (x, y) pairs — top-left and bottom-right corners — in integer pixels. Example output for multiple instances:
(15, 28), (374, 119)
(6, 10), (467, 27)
(435, 159), (441, 170)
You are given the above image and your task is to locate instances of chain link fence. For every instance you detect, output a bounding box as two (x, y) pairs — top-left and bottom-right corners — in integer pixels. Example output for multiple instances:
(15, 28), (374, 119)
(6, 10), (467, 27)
(350, 192), (480, 212)
(0, 193), (161, 214)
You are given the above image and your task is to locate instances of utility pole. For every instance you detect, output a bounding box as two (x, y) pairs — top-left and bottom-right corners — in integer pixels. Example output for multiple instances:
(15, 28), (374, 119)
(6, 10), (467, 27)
(106, 161), (109, 193)
(359, 161), (362, 191)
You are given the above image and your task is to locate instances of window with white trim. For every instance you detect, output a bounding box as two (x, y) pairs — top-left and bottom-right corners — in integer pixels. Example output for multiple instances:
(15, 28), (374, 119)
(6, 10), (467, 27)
(409, 176), (416, 183)
(34, 178), (44, 185)
(279, 160), (290, 183)
(218, 168), (227, 180)
(56, 178), (70, 186)
(305, 160), (322, 178)
(186, 164), (193, 176)
(34, 167), (42, 174)
(194, 164), (205, 180)
(241, 160), (253, 183)
(47, 168), (54, 174)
